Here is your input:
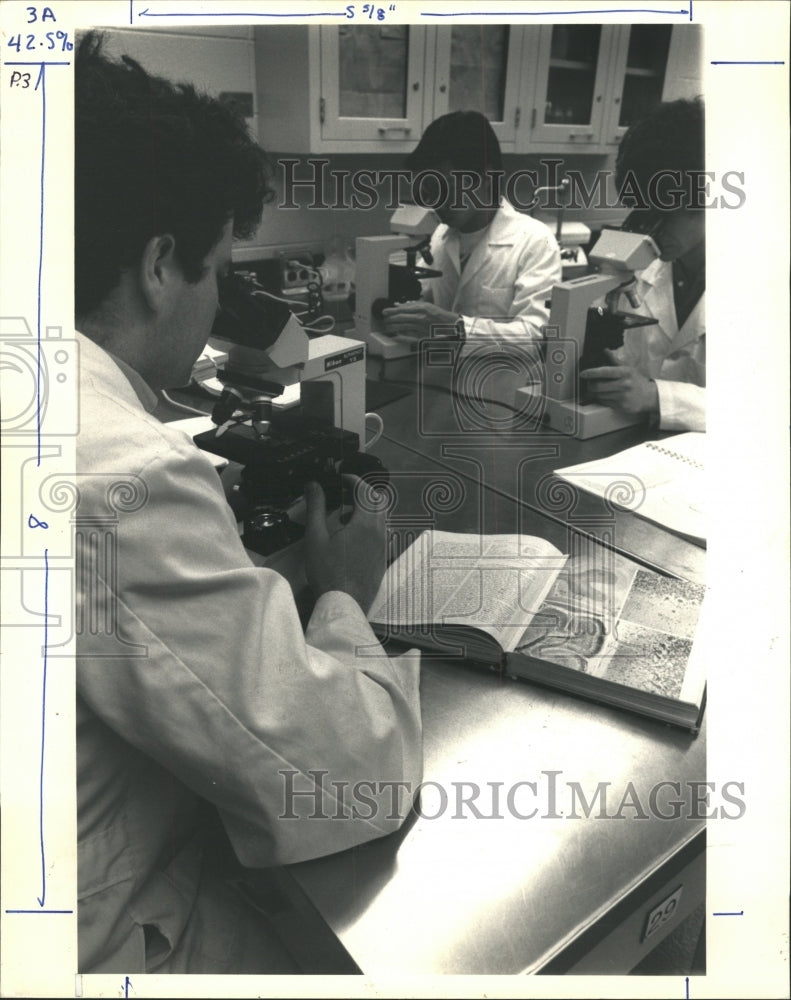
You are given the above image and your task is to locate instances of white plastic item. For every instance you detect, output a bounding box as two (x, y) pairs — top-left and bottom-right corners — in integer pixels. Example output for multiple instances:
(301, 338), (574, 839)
(321, 235), (356, 301)
(364, 412), (384, 450)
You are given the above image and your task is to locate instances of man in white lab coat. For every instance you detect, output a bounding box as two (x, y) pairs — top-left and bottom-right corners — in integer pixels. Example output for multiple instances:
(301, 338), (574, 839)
(581, 98), (706, 432)
(74, 33), (422, 974)
(382, 111), (561, 351)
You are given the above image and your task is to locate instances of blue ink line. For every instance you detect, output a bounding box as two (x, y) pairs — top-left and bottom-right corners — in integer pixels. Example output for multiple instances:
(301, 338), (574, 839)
(713, 909), (744, 915)
(689, 0), (692, 21)
(5, 909), (74, 914)
(685, 975), (689, 998)
(711, 61), (785, 65)
(420, 8), (689, 16)
(130, 0), (134, 25)
(124, 976), (132, 998)
(36, 64), (46, 467)
(137, 7), (348, 16)
(36, 548), (50, 907)
(3, 61), (71, 66)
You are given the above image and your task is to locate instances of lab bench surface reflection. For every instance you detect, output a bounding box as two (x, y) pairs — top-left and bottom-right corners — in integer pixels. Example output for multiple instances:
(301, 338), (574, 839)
(286, 663), (705, 975)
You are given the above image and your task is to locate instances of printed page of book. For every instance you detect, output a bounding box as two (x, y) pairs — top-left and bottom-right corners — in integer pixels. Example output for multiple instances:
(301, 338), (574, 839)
(369, 530), (567, 652)
(554, 432), (706, 541)
(514, 551), (707, 704)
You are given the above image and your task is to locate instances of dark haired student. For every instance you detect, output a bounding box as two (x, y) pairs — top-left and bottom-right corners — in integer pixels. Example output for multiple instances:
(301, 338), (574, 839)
(74, 32), (421, 974)
(581, 97), (706, 431)
(382, 110), (562, 348)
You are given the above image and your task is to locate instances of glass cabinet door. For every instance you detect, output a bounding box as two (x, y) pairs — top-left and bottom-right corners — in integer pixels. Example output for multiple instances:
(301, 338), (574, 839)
(319, 25), (426, 143)
(433, 25), (524, 145)
(605, 25), (674, 145)
(528, 25), (616, 146)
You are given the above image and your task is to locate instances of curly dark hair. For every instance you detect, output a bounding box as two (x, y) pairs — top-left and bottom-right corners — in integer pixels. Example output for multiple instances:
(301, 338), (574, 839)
(75, 31), (273, 318)
(615, 97), (705, 212)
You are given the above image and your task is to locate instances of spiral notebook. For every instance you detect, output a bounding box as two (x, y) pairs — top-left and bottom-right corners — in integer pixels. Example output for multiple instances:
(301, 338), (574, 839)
(554, 432), (706, 543)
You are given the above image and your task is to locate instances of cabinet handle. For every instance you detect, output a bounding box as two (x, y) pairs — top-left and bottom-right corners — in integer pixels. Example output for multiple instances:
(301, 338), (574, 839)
(377, 125), (412, 135)
(569, 132), (595, 141)
(614, 96), (621, 104)
(439, 84), (447, 93)
(412, 81), (420, 91)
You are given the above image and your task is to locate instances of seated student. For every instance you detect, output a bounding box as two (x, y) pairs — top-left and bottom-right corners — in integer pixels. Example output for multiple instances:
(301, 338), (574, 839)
(382, 110), (561, 349)
(581, 98), (706, 432)
(74, 33), (422, 974)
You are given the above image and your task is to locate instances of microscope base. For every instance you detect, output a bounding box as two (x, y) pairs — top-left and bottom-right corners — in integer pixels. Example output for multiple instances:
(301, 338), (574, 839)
(515, 385), (643, 439)
(363, 329), (419, 360)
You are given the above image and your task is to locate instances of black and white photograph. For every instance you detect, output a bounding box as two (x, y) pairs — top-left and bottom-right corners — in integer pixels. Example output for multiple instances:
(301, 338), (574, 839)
(0, 1), (788, 997)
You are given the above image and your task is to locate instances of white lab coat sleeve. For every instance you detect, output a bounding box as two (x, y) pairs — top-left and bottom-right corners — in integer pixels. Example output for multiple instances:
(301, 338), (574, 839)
(655, 379), (706, 432)
(76, 438), (423, 869)
(463, 232), (561, 348)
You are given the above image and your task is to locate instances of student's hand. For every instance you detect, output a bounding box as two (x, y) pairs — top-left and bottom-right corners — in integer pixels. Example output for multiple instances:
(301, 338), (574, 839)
(580, 350), (659, 416)
(303, 476), (387, 614)
(382, 301), (459, 338)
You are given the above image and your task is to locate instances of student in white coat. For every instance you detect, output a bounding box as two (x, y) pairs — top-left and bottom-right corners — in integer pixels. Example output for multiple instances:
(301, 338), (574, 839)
(74, 34), (422, 975)
(382, 111), (561, 350)
(581, 98), (705, 432)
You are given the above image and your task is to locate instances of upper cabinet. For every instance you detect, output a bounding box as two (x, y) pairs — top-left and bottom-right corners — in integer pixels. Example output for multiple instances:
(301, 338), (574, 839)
(318, 25), (427, 144)
(431, 25), (525, 148)
(518, 24), (692, 152)
(255, 25), (424, 152)
(254, 24), (701, 155)
(602, 24), (675, 146)
(524, 25), (619, 149)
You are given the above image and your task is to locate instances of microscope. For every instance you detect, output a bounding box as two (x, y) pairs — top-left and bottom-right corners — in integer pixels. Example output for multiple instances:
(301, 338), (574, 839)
(354, 205), (442, 360)
(192, 271), (384, 557)
(515, 227), (661, 439)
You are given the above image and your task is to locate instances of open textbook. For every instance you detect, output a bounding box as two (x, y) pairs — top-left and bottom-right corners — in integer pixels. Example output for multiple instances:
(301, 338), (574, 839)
(554, 432), (706, 543)
(369, 530), (706, 732)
